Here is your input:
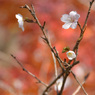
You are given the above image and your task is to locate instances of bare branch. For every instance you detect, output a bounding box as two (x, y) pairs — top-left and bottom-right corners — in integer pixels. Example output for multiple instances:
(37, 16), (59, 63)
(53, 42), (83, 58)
(58, 74), (68, 95)
(42, 21), (46, 29)
(11, 54), (48, 87)
(71, 71), (88, 95)
(18, 0), (95, 94)
(51, 52), (58, 93)
(21, 4), (65, 71)
(42, 71), (65, 95)
(73, 0), (95, 52)
(82, 0), (95, 31)
(77, 21), (82, 31)
(72, 73), (90, 95)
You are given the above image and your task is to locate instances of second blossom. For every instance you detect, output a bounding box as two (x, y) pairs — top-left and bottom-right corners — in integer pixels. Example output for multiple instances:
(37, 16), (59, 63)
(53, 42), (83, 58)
(61, 11), (80, 29)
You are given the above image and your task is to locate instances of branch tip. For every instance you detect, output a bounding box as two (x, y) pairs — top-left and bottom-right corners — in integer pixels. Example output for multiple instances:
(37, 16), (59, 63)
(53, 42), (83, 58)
(84, 73), (90, 81)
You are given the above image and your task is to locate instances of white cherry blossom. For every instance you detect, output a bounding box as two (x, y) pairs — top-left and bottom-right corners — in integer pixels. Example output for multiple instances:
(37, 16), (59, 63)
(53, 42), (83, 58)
(66, 50), (76, 60)
(54, 76), (72, 91)
(15, 14), (24, 31)
(61, 11), (80, 29)
(54, 77), (63, 91)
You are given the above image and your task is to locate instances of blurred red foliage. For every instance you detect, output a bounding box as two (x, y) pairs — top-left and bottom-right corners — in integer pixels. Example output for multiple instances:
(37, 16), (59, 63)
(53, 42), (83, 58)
(0, 0), (95, 95)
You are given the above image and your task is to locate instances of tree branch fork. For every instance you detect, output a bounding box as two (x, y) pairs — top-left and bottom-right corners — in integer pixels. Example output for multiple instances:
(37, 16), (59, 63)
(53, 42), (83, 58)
(11, 0), (95, 95)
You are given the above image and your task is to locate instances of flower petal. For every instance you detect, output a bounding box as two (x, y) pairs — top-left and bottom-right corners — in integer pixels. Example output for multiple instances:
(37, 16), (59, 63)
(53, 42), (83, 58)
(54, 77), (63, 91)
(74, 14), (80, 21)
(69, 11), (77, 17)
(70, 22), (77, 29)
(62, 23), (72, 29)
(15, 14), (24, 31)
(68, 57), (73, 60)
(15, 14), (23, 20)
(61, 14), (71, 22)
(19, 21), (24, 31)
(18, 20), (24, 31)
(61, 11), (80, 29)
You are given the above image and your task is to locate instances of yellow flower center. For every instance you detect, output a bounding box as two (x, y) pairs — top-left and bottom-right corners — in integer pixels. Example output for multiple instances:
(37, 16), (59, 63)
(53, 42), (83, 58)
(71, 18), (74, 22)
(68, 52), (72, 56)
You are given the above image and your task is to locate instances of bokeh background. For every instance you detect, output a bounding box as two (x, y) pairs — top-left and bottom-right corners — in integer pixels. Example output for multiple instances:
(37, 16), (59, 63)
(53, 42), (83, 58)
(0, 0), (95, 95)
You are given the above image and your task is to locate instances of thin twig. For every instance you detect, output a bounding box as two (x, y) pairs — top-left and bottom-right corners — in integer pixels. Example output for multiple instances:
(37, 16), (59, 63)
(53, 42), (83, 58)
(72, 81), (85, 95)
(51, 52), (58, 93)
(77, 21), (82, 31)
(72, 3), (94, 94)
(71, 71), (88, 95)
(73, 0), (95, 52)
(11, 54), (48, 87)
(72, 73), (90, 95)
(58, 74), (68, 95)
(42, 71), (65, 95)
(20, 4), (65, 71)
(19, 1), (95, 94)
(82, 0), (95, 31)
(20, 4), (66, 95)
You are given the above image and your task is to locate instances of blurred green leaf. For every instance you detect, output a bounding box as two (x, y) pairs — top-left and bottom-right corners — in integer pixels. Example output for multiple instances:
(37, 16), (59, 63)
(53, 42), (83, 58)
(62, 46), (70, 53)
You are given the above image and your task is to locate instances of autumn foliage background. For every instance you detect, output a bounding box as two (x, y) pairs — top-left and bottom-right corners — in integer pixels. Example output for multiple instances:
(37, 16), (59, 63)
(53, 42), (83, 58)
(0, 0), (95, 95)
